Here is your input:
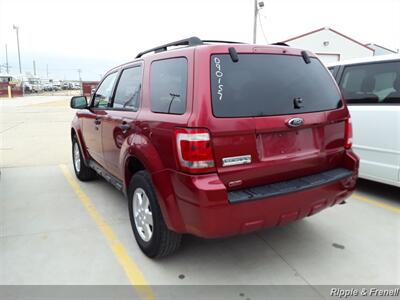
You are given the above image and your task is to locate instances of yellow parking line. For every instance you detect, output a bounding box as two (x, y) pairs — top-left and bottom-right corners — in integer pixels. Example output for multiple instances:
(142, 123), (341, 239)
(352, 193), (400, 214)
(59, 164), (154, 300)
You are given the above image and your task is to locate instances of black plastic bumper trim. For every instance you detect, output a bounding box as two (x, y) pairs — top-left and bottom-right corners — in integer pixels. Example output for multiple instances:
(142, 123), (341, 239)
(228, 168), (353, 204)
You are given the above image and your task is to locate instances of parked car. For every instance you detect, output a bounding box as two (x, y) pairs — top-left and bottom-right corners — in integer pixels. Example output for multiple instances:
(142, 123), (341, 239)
(70, 37), (359, 257)
(328, 54), (400, 187)
(52, 82), (61, 91)
(43, 83), (53, 91)
(31, 83), (43, 93)
(23, 82), (32, 93)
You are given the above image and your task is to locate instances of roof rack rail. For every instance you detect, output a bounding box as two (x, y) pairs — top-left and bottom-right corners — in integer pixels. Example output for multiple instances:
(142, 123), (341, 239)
(270, 42), (289, 47)
(135, 37), (246, 58)
(202, 40), (246, 44)
(136, 36), (203, 58)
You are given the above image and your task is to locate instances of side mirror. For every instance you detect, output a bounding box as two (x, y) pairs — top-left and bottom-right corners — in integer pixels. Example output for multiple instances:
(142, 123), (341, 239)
(70, 96), (88, 109)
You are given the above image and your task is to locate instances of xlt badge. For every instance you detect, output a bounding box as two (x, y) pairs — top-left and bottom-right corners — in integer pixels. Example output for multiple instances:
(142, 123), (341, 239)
(222, 155), (252, 167)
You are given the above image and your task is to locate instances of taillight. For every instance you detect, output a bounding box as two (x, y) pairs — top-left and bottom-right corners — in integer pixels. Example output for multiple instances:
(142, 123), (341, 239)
(175, 128), (216, 174)
(344, 118), (353, 149)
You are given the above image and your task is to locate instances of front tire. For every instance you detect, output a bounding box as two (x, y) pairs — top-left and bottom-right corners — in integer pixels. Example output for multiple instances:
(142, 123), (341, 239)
(72, 136), (96, 181)
(128, 171), (181, 258)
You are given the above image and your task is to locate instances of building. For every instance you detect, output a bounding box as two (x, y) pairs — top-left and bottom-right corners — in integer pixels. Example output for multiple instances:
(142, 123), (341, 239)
(283, 27), (397, 64)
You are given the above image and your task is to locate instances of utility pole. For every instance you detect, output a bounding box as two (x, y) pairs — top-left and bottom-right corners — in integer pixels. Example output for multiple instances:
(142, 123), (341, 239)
(46, 64), (49, 78)
(33, 60), (36, 76)
(77, 69), (82, 82)
(253, 0), (264, 43)
(253, 0), (258, 43)
(5, 44), (9, 73)
(13, 24), (22, 74)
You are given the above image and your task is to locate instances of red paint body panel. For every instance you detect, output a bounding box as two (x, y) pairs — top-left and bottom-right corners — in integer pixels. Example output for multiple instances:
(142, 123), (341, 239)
(71, 43), (359, 237)
(0, 82), (23, 97)
(81, 81), (99, 97)
(154, 150), (358, 237)
(101, 109), (138, 178)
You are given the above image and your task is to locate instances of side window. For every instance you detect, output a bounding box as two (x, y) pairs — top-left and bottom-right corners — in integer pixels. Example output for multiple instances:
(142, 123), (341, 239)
(374, 72), (397, 100)
(113, 66), (142, 110)
(339, 61), (400, 104)
(341, 68), (366, 94)
(92, 72), (118, 108)
(150, 57), (187, 114)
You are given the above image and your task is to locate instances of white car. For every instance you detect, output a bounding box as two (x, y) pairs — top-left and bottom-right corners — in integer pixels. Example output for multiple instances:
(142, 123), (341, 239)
(43, 83), (53, 91)
(328, 55), (400, 187)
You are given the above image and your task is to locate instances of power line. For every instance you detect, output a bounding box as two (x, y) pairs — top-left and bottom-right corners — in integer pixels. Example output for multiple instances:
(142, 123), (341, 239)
(258, 12), (269, 44)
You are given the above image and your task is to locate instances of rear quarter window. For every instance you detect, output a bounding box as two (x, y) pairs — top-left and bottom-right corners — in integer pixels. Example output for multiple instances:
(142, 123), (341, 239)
(210, 54), (342, 117)
(150, 57), (188, 114)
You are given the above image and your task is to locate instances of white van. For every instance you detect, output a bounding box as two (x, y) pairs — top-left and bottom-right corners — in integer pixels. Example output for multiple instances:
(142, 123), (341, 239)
(328, 55), (400, 187)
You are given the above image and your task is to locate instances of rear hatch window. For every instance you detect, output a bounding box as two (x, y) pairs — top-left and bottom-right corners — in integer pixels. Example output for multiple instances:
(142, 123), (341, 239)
(210, 54), (342, 117)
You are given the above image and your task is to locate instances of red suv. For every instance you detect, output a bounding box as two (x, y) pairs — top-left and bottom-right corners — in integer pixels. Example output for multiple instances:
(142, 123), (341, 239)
(70, 37), (359, 258)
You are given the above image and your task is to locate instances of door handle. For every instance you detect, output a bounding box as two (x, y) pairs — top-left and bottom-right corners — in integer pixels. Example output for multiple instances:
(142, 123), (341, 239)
(94, 118), (101, 125)
(118, 123), (131, 132)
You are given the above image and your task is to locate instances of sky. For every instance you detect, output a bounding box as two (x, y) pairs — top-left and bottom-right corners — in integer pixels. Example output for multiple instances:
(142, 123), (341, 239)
(0, 0), (399, 80)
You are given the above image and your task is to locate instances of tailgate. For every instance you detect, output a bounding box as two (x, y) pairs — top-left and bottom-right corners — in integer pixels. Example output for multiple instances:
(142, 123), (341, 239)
(212, 112), (347, 190)
(208, 52), (348, 191)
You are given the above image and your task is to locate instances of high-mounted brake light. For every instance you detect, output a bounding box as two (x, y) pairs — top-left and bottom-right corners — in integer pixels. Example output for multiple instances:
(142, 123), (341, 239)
(175, 128), (216, 174)
(344, 118), (353, 149)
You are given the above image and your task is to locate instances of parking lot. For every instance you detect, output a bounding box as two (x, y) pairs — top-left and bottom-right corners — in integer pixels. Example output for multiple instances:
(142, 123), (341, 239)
(0, 96), (399, 298)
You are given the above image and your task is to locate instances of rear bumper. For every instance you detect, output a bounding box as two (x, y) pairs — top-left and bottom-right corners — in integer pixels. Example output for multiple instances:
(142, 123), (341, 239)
(228, 168), (353, 204)
(159, 151), (359, 238)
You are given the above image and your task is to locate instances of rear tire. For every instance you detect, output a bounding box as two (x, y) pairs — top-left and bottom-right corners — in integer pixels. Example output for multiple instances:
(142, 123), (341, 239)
(72, 136), (97, 181)
(128, 171), (181, 258)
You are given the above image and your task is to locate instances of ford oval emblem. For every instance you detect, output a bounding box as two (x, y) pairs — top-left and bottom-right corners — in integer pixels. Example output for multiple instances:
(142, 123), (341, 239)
(287, 117), (304, 127)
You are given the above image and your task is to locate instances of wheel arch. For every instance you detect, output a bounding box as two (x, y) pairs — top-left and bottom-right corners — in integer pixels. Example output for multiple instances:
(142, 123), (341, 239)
(71, 127), (90, 166)
(124, 155), (146, 192)
(122, 134), (166, 188)
(123, 139), (186, 233)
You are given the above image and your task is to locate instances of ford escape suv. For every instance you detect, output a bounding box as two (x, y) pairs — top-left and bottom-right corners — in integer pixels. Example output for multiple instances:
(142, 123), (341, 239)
(70, 37), (359, 258)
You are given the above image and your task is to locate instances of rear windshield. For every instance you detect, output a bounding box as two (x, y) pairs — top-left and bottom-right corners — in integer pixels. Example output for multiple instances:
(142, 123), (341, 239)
(210, 54), (342, 117)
